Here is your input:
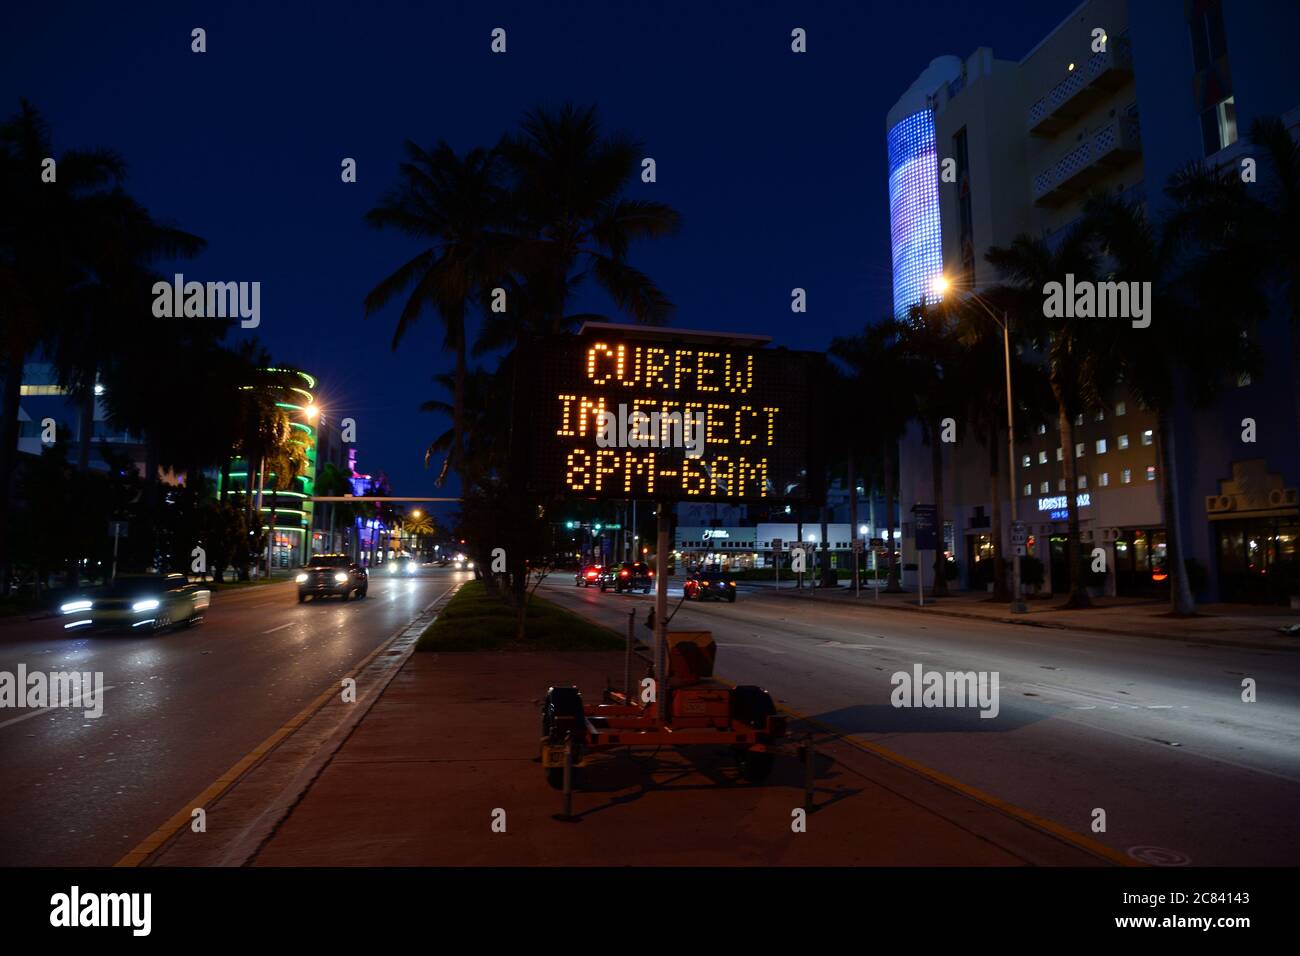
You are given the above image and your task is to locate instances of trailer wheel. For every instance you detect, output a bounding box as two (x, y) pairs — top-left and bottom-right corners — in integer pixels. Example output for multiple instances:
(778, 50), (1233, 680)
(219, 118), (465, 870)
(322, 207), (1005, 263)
(731, 685), (777, 729)
(735, 748), (774, 782)
(541, 686), (585, 743)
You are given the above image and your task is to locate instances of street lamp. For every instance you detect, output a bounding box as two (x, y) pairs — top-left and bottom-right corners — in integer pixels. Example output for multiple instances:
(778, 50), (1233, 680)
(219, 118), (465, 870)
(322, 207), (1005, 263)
(933, 274), (1028, 614)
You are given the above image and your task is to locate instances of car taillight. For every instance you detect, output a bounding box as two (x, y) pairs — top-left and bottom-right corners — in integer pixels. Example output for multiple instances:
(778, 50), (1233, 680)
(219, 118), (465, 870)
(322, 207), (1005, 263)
(620, 570), (629, 577)
(648, 571), (654, 577)
(587, 571), (597, 578)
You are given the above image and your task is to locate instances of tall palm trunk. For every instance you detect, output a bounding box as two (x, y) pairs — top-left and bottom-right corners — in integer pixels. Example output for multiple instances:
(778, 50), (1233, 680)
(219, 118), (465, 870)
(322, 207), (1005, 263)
(884, 440), (903, 592)
(1157, 409), (1197, 615)
(0, 353), (25, 596)
(988, 430), (1009, 601)
(795, 513), (804, 588)
(819, 505), (830, 588)
(848, 454), (859, 589)
(78, 383), (94, 470)
(929, 422), (949, 597)
(1053, 383), (1091, 608)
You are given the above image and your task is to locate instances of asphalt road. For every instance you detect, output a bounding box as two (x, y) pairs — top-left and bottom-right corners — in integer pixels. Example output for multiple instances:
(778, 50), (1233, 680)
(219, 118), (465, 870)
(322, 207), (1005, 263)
(0, 567), (467, 866)
(542, 577), (1300, 866)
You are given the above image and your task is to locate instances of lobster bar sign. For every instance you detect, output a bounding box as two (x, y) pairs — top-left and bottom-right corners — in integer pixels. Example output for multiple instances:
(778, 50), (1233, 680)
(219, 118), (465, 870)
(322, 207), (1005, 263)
(517, 329), (819, 503)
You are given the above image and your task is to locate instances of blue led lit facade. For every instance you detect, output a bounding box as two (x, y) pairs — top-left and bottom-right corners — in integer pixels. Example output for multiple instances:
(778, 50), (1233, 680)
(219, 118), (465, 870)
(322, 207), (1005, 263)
(887, 108), (944, 318)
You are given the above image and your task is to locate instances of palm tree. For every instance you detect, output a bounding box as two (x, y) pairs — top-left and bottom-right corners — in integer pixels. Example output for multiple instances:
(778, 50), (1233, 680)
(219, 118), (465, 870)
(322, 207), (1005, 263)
(986, 227), (1105, 608)
(0, 101), (126, 594)
(1243, 117), (1300, 438)
(830, 320), (918, 592)
(1079, 169), (1267, 614)
(262, 421), (314, 576)
(365, 143), (513, 488)
(495, 104), (681, 336)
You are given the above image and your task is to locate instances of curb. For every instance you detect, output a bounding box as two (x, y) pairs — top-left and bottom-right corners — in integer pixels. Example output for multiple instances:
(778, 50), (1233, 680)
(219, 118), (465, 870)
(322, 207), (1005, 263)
(114, 584), (460, 867)
(753, 586), (1300, 653)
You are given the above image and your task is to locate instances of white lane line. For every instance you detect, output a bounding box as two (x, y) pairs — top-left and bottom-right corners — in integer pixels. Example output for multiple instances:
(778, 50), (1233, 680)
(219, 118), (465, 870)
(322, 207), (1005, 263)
(262, 623), (294, 634)
(0, 685), (116, 730)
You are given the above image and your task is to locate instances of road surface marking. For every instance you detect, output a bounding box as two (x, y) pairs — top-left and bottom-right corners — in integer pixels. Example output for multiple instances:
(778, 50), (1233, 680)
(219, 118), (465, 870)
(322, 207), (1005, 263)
(0, 686), (116, 730)
(114, 582), (459, 867)
(262, 623), (294, 634)
(709, 674), (1138, 867)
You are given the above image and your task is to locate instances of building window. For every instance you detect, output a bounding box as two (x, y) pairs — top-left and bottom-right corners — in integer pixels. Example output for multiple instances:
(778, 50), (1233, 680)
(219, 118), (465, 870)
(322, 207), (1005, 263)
(1100, 472), (1110, 487)
(1037, 423), (1047, 435)
(1142, 429), (1154, 446)
(1118, 434), (1129, 450)
(1146, 465), (1157, 482)
(1056, 447), (1063, 461)
(1096, 438), (1107, 454)
(1122, 468), (1132, 484)
(1038, 450), (1048, 464)
(1115, 401), (1126, 416)
(1022, 454), (1032, 468)
(1058, 478), (1066, 492)
(1200, 96), (1238, 156)
(1094, 410), (1105, 422)
(1040, 481), (1050, 494)
(1075, 443), (1085, 458)
(1074, 413), (1084, 426)
(1078, 475), (1088, 490)
(1237, 371), (1252, 387)
(1023, 483), (1033, 497)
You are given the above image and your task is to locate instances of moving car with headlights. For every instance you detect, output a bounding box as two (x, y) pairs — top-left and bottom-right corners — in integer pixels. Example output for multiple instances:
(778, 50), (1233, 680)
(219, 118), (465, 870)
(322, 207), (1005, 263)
(684, 570), (737, 602)
(60, 573), (211, 632)
(296, 554), (368, 602)
(597, 561), (654, 594)
(574, 564), (603, 587)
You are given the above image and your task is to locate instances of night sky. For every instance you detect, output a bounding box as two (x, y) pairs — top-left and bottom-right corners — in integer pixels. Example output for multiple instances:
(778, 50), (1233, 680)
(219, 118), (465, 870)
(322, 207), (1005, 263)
(3, 1), (1077, 525)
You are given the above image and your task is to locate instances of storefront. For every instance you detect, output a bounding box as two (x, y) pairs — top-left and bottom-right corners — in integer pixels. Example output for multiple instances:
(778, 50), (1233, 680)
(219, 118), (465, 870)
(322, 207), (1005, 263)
(1207, 459), (1300, 604)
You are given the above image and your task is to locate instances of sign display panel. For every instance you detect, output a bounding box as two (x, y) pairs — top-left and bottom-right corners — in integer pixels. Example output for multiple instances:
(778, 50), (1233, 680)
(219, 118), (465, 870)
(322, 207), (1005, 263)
(518, 332), (819, 503)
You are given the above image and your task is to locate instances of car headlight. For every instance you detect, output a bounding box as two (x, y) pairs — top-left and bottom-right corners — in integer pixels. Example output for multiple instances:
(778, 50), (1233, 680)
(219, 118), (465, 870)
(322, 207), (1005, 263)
(295, 573), (308, 583)
(132, 599), (160, 612)
(466, 561), (474, 569)
(61, 600), (93, 613)
(334, 572), (349, 583)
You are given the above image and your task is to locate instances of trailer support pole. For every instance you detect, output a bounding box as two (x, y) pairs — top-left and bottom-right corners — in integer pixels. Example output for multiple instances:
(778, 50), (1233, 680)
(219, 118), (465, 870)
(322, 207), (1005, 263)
(654, 501), (670, 726)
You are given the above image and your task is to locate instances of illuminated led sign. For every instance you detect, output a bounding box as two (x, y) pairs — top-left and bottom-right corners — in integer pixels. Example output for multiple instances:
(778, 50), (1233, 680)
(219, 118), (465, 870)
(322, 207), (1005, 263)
(887, 108), (944, 319)
(516, 332), (819, 503)
(1037, 493), (1090, 520)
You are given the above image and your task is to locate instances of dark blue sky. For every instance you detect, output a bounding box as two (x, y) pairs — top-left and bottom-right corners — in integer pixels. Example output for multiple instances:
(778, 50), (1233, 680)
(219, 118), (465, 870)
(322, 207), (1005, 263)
(4, 0), (1076, 523)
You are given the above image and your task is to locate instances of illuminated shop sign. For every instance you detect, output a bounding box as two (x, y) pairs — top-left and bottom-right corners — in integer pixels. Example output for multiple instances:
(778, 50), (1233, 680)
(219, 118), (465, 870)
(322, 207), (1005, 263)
(1037, 493), (1090, 520)
(702, 529), (730, 539)
(517, 333), (819, 502)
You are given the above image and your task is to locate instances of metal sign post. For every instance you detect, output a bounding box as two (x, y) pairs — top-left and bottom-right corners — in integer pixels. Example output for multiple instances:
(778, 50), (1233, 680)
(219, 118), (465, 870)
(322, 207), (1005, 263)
(654, 501), (670, 726)
(852, 538), (863, 598)
(912, 505), (938, 609)
(771, 537), (782, 589)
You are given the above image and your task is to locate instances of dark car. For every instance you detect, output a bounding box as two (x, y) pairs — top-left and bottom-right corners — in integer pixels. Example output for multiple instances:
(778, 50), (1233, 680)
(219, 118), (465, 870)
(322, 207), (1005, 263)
(598, 561), (654, 594)
(574, 564), (603, 587)
(60, 573), (211, 632)
(296, 554), (368, 602)
(684, 570), (737, 602)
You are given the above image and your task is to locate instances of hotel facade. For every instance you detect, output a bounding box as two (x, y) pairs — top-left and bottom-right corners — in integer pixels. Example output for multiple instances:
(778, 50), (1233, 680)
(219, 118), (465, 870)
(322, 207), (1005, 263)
(886, 0), (1300, 602)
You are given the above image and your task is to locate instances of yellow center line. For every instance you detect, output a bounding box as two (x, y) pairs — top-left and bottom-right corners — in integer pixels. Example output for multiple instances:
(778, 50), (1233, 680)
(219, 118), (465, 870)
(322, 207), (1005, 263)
(114, 585), (456, 867)
(712, 674), (1139, 867)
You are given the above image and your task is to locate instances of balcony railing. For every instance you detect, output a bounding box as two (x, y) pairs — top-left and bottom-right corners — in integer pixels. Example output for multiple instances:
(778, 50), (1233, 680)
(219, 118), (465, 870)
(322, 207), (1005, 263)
(1032, 113), (1141, 205)
(1028, 36), (1133, 136)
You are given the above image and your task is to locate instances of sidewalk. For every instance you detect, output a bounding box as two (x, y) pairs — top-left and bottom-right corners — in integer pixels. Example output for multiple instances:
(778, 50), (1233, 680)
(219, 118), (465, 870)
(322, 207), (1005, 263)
(245, 650), (1119, 867)
(745, 579), (1300, 651)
